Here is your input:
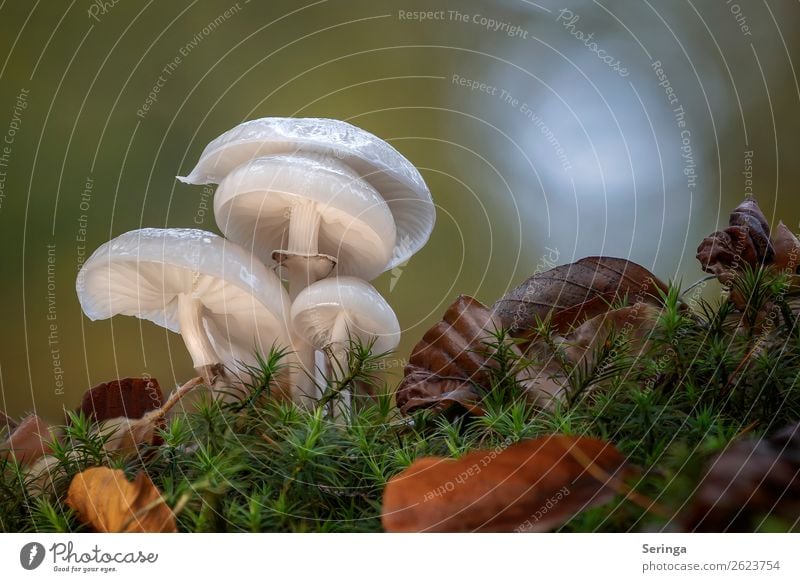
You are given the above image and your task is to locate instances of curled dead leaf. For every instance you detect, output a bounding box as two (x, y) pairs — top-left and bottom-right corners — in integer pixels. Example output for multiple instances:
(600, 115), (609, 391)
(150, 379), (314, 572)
(492, 257), (667, 339)
(520, 303), (660, 408)
(0, 415), (57, 466)
(77, 377), (163, 424)
(685, 422), (800, 532)
(382, 435), (631, 532)
(395, 296), (509, 415)
(729, 195), (774, 262)
(66, 466), (177, 532)
(696, 196), (783, 283)
(0, 410), (17, 435)
(772, 222), (800, 274)
(25, 455), (62, 496)
(98, 377), (203, 455)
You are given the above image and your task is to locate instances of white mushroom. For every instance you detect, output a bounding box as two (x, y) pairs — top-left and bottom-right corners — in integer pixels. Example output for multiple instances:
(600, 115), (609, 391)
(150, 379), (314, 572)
(213, 153), (397, 297)
(76, 228), (292, 401)
(290, 276), (401, 416)
(178, 117), (436, 284)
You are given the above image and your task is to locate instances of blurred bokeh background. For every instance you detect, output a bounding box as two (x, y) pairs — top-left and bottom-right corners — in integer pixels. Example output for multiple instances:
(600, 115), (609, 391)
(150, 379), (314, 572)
(0, 0), (798, 419)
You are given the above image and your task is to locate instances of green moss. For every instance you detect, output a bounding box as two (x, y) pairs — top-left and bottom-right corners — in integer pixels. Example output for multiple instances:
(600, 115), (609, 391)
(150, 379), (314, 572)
(2, 269), (799, 532)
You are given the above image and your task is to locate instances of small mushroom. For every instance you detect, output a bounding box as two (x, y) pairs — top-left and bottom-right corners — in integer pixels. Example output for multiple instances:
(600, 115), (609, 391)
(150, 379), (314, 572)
(213, 153), (397, 296)
(290, 276), (400, 415)
(178, 117), (436, 293)
(76, 228), (292, 401)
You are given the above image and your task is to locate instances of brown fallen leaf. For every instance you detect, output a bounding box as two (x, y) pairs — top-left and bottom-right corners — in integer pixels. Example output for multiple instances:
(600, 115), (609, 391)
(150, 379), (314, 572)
(684, 422), (800, 532)
(0, 415), (56, 466)
(382, 435), (631, 532)
(696, 197), (781, 282)
(25, 455), (62, 496)
(771, 221), (800, 274)
(492, 257), (667, 339)
(98, 377), (203, 455)
(729, 195), (774, 262)
(66, 466), (177, 532)
(395, 296), (510, 415)
(77, 377), (163, 424)
(520, 303), (660, 408)
(0, 410), (17, 435)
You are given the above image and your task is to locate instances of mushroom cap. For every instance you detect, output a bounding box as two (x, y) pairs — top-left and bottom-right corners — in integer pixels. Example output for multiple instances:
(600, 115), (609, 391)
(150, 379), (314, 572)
(178, 117), (435, 269)
(76, 228), (291, 367)
(290, 276), (401, 354)
(214, 153), (396, 280)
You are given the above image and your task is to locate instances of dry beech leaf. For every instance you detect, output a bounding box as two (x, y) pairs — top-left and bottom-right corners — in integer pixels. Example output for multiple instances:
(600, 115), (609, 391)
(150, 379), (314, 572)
(0, 410), (17, 434)
(0, 415), (56, 466)
(729, 195), (774, 261)
(77, 377), (163, 424)
(25, 455), (62, 496)
(697, 196), (776, 282)
(66, 466), (177, 532)
(771, 221), (800, 274)
(98, 377), (203, 455)
(520, 303), (660, 408)
(492, 256), (667, 339)
(395, 296), (510, 415)
(685, 422), (800, 532)
(382, 435), (630, 532)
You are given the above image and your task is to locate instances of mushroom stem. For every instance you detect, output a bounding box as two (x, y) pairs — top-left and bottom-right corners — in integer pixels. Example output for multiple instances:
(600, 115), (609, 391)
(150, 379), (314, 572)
(291, 336), (321, 408)
(278, 200), (336, 299)
(327, 313), (352, 417)
(287, 198), (321, 255)
(176, 294), (221, 369)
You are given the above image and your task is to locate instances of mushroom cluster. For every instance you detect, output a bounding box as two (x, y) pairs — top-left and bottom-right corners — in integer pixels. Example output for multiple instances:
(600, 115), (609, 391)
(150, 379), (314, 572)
(78, 118), (435, 413)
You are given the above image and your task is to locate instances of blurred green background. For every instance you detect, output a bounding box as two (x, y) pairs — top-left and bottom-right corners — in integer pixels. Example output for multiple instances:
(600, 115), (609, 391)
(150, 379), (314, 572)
(1, 0), (798, 419)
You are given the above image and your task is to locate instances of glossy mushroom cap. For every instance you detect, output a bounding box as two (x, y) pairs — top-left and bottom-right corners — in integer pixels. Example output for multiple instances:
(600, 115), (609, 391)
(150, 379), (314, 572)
(214, 153), (397, 280)
(76, 228), (292, 370)
(290, 276), (401, 354)
(178, 117), (435, 269)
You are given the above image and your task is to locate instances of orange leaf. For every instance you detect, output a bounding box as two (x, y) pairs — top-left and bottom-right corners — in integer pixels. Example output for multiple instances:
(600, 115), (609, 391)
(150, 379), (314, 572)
(66, 467), (177, 532)
(382, 436), (630, 532)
